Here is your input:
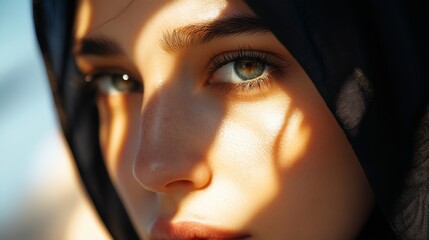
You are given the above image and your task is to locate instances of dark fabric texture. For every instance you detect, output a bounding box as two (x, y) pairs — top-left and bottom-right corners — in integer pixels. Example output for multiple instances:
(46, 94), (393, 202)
(244, 0), (429, 239)
(34, 0), (428, 239)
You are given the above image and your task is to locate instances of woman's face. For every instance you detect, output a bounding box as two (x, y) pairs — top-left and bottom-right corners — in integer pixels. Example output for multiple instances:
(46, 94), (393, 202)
(74, 0), (374, 239)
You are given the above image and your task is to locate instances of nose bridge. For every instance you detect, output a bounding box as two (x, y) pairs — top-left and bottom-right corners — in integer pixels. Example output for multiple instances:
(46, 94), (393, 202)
(142, 80), (193, 158)
(133, 79), (211, 192)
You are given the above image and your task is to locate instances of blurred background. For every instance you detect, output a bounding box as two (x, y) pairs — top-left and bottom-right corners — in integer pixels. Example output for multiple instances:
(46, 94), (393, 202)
(0, 1), (109, 239)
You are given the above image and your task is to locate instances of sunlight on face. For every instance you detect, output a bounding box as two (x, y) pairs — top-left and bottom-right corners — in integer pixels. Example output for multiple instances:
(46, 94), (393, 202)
(74, 0), (374, 239)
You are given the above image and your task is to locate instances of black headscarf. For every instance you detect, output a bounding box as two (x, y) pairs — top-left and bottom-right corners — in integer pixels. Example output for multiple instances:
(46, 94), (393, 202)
(34, 0), (428, 239)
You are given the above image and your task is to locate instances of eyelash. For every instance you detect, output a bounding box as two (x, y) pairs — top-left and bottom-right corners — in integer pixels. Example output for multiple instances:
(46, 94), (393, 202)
(206, 49), (287, 93)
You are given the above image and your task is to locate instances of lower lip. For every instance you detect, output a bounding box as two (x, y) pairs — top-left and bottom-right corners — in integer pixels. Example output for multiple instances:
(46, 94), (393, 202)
(149, 220), (250, 240)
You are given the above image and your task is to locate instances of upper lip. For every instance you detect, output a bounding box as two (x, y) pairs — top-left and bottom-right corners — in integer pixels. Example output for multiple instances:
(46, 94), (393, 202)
(148, 219), (250, 240)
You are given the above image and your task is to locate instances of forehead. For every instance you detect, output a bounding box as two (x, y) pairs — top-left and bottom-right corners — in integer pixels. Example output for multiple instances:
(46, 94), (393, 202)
(73, 0), (259, 73)
(75, 0), (254, 41)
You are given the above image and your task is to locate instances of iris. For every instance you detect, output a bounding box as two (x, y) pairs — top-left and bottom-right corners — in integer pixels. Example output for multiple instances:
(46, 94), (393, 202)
(234, 59), (265, 80)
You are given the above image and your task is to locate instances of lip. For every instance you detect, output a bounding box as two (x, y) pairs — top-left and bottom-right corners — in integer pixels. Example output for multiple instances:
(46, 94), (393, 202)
(149, 219), (251, 240)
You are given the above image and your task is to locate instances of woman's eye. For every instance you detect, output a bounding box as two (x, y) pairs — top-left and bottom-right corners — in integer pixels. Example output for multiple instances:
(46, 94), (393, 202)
(211, 59), (268, 84)
(85, 72), (143, 95)
(208, 50), (286, 93)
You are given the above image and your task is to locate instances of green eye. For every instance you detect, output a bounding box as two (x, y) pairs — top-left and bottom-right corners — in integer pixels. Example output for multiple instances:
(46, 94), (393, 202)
(234, 59), (265, 80)
(210, 58), (269, 85)
(86, 73), (142, 94)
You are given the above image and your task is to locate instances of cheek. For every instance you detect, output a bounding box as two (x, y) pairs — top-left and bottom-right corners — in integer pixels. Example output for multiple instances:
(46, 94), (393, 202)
(98, 94), (141, 179)
(202, 77), (372, 238)
(240, 82), (373, 238)
(185, 95), (310, 225)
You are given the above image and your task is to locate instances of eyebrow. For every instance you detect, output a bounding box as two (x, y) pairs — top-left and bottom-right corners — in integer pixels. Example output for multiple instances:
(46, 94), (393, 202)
(74, 15), (270, 56)
(75, 35), (124, 56)
(161, 15), (270, 53)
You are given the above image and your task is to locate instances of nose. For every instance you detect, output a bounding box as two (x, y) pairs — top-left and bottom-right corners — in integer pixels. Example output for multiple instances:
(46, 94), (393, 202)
(132, 83), (214, 193)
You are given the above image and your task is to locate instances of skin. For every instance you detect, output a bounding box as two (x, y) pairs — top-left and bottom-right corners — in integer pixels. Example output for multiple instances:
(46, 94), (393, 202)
(73, 0), (374, 239)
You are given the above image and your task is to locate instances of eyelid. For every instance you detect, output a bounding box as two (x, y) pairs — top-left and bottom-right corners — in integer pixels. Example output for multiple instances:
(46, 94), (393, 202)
(75, 54), (140, 81)
(83, 69), (143, 95)
(206, 48), (289, 75)
(205, 49), (290, 96)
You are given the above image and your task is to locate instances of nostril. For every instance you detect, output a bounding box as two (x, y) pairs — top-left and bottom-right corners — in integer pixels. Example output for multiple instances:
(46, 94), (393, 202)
(132, 161), (212, 193)
(165, 179), (195, 190)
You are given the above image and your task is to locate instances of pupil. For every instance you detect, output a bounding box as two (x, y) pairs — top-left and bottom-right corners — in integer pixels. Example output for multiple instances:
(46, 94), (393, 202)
(234, 59), (265, 80)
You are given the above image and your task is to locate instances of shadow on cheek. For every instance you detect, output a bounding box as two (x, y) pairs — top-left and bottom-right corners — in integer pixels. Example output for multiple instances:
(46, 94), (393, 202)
(233, 65), (373, 238)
